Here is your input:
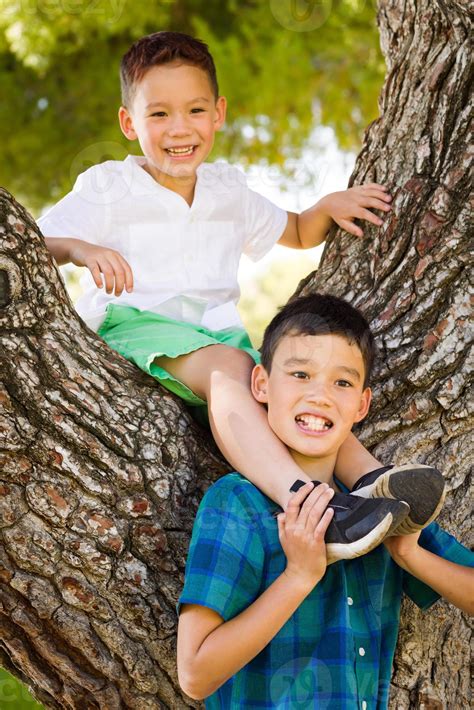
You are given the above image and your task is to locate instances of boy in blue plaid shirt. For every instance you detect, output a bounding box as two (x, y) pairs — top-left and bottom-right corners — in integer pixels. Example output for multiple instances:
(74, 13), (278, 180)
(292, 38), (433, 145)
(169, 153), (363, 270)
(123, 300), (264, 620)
(177, 293), (473, 708)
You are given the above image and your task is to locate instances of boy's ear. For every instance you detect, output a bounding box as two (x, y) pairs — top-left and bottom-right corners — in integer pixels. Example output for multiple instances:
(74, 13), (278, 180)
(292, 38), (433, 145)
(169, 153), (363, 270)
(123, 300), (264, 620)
(118, 106), (137, 141)
(354, 387), (372, 423)
(251, 364), (269, 404)
(214, 96), (227, 131)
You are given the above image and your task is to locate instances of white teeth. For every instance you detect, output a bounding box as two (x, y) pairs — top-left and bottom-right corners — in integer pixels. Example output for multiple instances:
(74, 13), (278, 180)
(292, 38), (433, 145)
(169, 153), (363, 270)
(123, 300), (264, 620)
(166, 146), (195, 155)
(296, 415), (332, 432)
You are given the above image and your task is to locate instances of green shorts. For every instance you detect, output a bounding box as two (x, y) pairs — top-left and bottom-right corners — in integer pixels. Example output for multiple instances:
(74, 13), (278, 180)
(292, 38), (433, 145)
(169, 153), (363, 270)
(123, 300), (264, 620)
(98, 304), (261, 421)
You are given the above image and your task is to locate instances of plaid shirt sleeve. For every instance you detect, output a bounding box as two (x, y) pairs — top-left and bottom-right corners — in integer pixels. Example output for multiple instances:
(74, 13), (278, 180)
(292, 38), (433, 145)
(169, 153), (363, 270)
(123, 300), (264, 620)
(178, 475), (266, 621)
(403, 523), (474, 610)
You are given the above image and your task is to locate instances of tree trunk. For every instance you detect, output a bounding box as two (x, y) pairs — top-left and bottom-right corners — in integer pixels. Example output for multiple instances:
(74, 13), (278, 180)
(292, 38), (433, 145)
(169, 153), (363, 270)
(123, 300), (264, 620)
(299, 1), (472, 707)
(0, 206), (229, 709)
(0, 0), (471, 708)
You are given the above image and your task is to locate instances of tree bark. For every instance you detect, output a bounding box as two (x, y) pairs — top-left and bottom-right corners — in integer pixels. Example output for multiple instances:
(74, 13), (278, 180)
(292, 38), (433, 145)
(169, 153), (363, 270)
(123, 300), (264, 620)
(0, 0), (472, 708)
(0, 203), (229, 708)
(300, 1), (473, 707)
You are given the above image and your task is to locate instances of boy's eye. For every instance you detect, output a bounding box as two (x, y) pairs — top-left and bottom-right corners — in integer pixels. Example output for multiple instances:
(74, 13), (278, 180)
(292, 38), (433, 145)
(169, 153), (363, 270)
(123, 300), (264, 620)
(151, 111), (167, 117)
(336, 379), (352, 387)
(291, 371), (309, 380)
(190, 108), (205, 113)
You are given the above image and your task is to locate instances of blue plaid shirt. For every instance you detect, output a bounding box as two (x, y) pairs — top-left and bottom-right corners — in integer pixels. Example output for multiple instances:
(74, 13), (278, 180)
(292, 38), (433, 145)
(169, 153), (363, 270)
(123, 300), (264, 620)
(178, 474), (473, 709)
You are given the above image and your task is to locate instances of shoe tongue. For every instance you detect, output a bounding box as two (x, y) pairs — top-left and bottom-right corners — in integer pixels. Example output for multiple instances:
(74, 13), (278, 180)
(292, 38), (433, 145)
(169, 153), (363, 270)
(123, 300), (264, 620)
(290, 479), (326, 493)
(311, 480), (349, 506)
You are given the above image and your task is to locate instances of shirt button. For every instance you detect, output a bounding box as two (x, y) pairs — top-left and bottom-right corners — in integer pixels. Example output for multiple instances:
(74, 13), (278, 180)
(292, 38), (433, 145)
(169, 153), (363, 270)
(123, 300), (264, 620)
(359, 647), (366, 656)
(362, 702), (367, 710)
(347, 596), (353, 605)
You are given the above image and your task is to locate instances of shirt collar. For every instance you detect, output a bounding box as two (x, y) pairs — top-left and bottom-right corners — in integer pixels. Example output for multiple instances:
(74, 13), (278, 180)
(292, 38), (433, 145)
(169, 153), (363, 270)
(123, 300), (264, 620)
(124, 155), (222, 219)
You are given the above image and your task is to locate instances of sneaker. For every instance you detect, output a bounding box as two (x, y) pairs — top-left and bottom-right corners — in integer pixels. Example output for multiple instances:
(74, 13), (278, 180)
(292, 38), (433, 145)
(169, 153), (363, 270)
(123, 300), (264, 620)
(290, 480), (410, 565)
(350, 464), (446, 535)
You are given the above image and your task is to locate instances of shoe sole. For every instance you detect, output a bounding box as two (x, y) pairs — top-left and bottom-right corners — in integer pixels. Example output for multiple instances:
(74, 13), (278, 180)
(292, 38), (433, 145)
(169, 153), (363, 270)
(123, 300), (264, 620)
(326, 503), (409, 565)
(351, 464), (446, 535)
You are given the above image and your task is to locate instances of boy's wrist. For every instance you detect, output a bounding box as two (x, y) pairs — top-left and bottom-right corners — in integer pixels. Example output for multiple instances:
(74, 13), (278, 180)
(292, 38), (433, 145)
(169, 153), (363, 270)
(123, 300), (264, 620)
(313, 194), (334, 219)
(399, 545), (424, 573)
(282, 565), (322, 595)
(385, 534), (423, 572)
(68, 238), (87, 265)
(45, 236), (81, 266)
(298, 200), (333, 247)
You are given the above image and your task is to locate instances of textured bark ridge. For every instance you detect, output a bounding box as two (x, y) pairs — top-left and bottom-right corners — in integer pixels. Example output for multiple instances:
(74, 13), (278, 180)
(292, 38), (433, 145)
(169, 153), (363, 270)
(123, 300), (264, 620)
(300, 1), (473, 707)
(0, 0), (472, 708)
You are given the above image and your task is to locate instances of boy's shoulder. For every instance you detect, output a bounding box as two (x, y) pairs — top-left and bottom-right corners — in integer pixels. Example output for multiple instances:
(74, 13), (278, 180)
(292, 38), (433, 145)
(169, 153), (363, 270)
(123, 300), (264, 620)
(71, 157), (132, 205)
(199, 473), (276, 517)
(74, 158), (127, 183)
(201, 472), (265, 504)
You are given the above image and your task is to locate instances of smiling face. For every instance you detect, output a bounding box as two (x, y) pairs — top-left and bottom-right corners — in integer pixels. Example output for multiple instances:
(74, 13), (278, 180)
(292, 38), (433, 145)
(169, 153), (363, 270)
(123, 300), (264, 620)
(118, 61), (226, 194)
(252, 333), (371, 477)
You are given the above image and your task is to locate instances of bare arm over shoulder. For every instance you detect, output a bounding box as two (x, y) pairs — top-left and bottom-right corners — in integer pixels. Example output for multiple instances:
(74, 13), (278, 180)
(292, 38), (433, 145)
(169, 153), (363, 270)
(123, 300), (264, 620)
(177, 483), (334, 700)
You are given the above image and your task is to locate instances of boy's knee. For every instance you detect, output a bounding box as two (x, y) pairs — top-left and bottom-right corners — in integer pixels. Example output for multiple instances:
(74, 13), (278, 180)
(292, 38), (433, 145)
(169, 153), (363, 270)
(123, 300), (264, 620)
(209, 345), (255, 380)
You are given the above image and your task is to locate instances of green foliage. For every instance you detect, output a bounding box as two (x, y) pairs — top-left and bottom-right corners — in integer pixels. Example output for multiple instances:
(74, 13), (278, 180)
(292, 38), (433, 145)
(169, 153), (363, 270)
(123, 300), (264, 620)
(0, 0), (384, 211)
(0, 668), (44, 709)
(238, 250), (321, 347)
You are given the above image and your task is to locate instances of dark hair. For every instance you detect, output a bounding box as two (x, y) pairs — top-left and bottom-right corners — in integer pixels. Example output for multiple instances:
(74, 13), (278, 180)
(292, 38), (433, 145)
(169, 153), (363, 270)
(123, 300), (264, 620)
(260, 293), (376, 387)
(120, 31), (219, 108)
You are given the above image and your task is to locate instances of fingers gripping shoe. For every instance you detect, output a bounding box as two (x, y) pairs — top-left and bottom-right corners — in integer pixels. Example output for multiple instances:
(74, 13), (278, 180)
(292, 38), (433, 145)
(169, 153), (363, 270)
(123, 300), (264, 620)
(350, 464), (446, 535)
(290, 480), (410, 565)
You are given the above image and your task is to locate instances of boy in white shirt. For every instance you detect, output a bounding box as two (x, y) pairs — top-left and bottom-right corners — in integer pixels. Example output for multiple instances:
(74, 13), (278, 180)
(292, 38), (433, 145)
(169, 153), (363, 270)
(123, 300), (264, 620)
(40, 31), (445, 559)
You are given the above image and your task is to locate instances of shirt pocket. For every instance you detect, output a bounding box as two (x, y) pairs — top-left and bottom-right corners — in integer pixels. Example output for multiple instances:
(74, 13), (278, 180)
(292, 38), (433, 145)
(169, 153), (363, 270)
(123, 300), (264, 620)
(127, 222), (180, 290)
(192, 220), (240, 288)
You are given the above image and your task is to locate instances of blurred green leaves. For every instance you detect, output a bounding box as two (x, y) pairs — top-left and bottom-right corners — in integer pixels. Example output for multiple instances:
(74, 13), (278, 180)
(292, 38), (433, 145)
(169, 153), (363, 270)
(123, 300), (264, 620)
(239, 250), (321, 347)
(0, 668), (44, 709)
(0, 0), (384, 212)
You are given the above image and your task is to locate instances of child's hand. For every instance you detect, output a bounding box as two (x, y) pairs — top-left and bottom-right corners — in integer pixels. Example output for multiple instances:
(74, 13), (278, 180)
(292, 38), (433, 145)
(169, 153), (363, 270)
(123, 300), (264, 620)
(384, 531), (422, 572)
(69, 240), (134, 296)
(319, 183), (392, 237)
(278, 482), (334, 589)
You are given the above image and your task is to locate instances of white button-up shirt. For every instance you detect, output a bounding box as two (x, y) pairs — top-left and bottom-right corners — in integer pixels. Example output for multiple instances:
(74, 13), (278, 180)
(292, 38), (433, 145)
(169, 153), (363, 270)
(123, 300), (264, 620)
(38, 155), (288, 332)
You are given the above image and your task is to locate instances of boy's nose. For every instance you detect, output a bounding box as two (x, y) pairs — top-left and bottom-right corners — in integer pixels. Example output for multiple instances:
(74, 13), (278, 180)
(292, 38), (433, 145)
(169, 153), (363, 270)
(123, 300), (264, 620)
(168, 126), (192, 137)
(305, 384), (332, 406)
(167, 117), (192, 137)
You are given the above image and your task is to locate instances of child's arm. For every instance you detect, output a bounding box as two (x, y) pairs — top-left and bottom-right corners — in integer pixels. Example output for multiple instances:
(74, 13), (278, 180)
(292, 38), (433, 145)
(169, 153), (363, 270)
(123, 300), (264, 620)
(278, 183), (392, 249)
(177, 482), (334, 700)
(384, 533), (474, 615)
(45, 237), (134, 297)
